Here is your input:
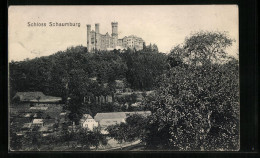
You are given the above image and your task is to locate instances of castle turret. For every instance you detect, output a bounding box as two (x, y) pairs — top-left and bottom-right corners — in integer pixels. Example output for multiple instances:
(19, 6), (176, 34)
(111, 22), (118, 48)
(95, 23), (100, 34)
(87, 24), (91, 51)
(111, 22), (118, 37)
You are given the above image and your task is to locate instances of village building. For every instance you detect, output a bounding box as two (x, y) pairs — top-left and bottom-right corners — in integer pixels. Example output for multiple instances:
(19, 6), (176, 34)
(80, 114), (98, 131)
(30, 106), (48, 110)
(12, 91), (62, 103)
(115, 79), (125, 93)
(32, 119), (44, 127)
(21, 123), (32, 131)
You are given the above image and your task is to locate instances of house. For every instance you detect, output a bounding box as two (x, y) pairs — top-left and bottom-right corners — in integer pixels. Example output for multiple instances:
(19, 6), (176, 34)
(30, 106), (48, 110)
(12, 92), (62, 103)
(115, 80), (125, 93)
(32, 119), (44, 127)
(131, 102), (142, 107)
(80, 114), (98, 131)
(21, 123), (32, 131)
(21, 113), (33, 118)
(13, 92), (45, 102)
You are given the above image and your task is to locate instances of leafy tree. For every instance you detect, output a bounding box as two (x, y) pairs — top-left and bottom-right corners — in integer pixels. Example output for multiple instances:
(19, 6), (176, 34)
(75, 128), (107, 150)
(24, 131), (42, 150)
(170, 31), (234, 66)
(67, 69), (90, 124)
(107, 114), (149, 144)
(107, 123), (129, 146)
(144, 31), (238, 150)
(124, 114), (149, 141)
(122, 51), (167, 90)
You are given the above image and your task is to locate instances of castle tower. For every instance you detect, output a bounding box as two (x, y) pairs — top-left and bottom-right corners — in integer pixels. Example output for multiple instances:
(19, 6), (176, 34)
(87, 24), (91, 51)
(111, 22), (118, 48)
(95, 23), (100, 50)
(111, 22), (118, 37)
(95, 23), (100, 34)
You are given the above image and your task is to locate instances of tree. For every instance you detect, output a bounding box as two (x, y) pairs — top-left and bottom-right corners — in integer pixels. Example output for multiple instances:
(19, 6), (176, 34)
(180, 31), (233, 66)
(75, 128), (107, 150)
(144, 31), (238, 150)
(24, 131), (42, 150)
(167, 45), (185, 68)
(67, 69), (90, 124)
(107, 114), (149, 145)
(122, 51), (167, 90)
(60, 123), (72, 147)
(124, 114), (149, 141)
(107, 123), (129, 147)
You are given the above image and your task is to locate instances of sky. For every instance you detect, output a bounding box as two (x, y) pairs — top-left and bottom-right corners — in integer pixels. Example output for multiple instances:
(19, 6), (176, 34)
(8, 5), (238, 62)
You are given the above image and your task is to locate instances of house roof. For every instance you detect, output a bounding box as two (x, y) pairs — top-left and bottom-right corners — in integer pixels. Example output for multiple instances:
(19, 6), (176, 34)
(82, 114), (93, 119)
(94, 111), (151, 122)
(23, 113), (32, 117)
(80, 114), (95, 124)
(22, 123), (32, 129)
(39, 126), (49, 132)
(32, 119), (43, 124)
(125, 111), (151, 117)
(30, 107), (48, 110)
(13, 92), (62, 102)
(14, 92), (45, 101)
(94, 112), (126, 122)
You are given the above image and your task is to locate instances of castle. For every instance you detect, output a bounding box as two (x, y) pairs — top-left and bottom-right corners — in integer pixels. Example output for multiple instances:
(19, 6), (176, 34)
(87, 22), (144, 52)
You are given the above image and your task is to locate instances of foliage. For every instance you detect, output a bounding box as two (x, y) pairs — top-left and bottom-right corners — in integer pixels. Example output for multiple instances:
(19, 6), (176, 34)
(9, 46), (167, 123)
(107, 114), (149, 143)
(107, 123), (129, 144)
(169, 31), (234, 66)
(120, 51), (167, 90)
(73, 128), (107, 149)
(144, 31), (239, 150)
(9, 31), (239, 151)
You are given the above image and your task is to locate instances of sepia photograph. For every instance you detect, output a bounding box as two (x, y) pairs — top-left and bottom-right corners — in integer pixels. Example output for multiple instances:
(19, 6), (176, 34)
(8, 5), (239, 151)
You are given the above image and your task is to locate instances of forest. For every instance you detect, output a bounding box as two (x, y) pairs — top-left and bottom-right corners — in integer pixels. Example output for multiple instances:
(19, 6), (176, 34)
(9, 44), (166, 97)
